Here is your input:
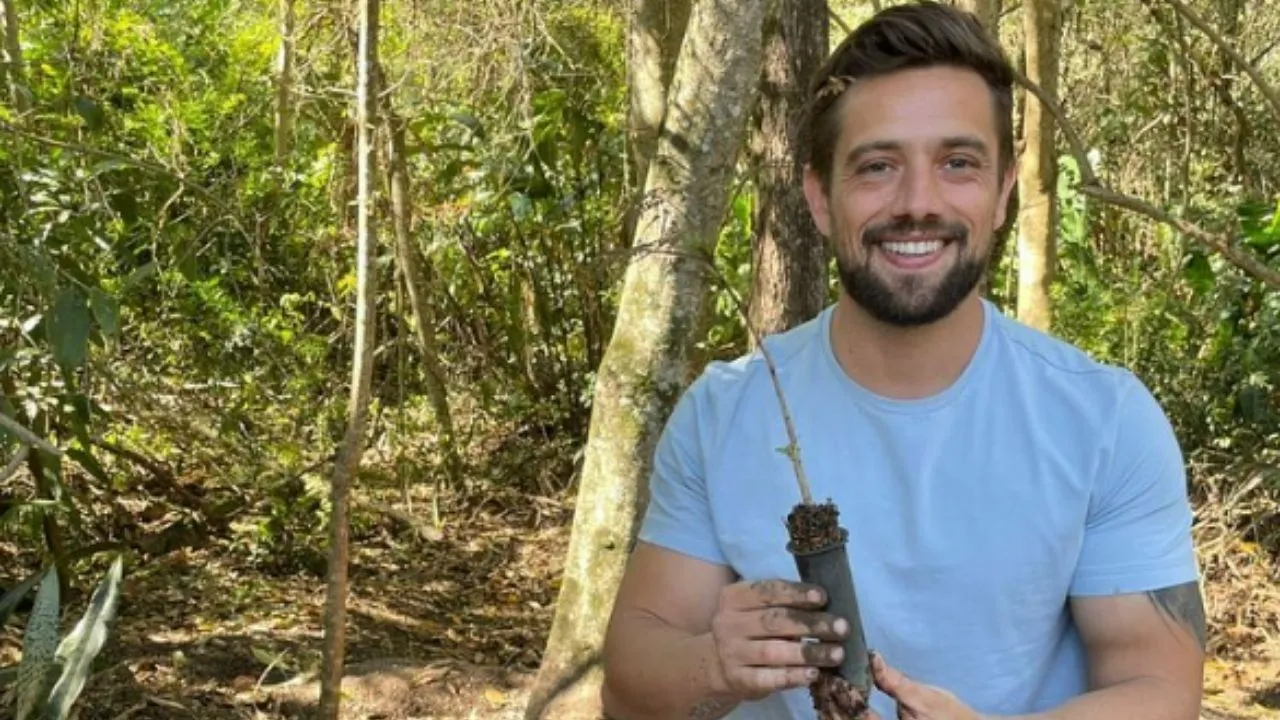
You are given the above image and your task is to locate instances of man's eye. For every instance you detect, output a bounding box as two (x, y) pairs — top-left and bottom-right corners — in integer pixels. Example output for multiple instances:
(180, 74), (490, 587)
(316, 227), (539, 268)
(946, 157), (978, 170)
(858, 161), (891, 174)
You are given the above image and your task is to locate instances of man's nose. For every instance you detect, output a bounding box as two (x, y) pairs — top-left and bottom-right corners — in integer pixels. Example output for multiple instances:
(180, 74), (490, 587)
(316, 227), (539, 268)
(892, 163), (945, 220)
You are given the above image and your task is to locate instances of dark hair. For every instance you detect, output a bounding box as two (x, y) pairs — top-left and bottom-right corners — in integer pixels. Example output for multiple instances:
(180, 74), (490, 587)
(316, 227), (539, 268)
(800, 1), (1015, 190)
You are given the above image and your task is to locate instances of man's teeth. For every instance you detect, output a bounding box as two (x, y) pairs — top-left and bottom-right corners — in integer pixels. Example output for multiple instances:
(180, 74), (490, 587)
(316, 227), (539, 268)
(882, 240), (943, 256)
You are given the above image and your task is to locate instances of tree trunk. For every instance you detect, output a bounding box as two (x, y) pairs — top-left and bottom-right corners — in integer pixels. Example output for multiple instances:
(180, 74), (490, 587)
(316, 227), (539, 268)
(318, 0), (379, 716)
(524, 0), (770, 717)
(627, 0), (691, 188)
(749, 0), (830, 340)
(953, 0), (1001, 30)
(1016, 0), (1058, 332)
(622, 0), (691, 246)
(2, 0), (27, 113)
(386, 112), (460, 488)
(274, 0), (297, 166)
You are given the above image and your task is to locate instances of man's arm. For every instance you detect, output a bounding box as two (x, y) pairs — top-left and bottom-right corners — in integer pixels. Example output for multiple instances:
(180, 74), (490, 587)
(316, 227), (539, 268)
(601, 542), (847, 720)
(600, 542), (741, 720)
(1015, 582), (1205, 720)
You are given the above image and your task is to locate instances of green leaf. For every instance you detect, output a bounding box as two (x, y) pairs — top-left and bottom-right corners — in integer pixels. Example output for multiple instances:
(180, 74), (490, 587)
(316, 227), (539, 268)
(47, 288), (91, 372)
(0, 567), (46, 629)
(88, 288), (120, 338)
(72, 96), (105, 132)
(45, 556), (125, 720)
(16, 567), (60, 720)
(66, 448), (110, 486)
(1181, 253), (1215, 295)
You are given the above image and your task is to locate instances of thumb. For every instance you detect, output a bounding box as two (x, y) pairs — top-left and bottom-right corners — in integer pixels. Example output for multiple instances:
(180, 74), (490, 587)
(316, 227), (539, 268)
(870, 651), (925, 708)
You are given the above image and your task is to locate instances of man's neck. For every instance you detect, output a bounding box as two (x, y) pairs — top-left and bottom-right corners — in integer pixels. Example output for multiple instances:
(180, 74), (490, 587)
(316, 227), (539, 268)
(829, 292), (986, 400)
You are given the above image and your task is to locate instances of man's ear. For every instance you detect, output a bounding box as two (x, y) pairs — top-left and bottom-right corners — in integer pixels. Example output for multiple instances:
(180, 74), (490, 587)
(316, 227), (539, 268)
(994, 157), (1019, 229)
(803, 165), (832, 237)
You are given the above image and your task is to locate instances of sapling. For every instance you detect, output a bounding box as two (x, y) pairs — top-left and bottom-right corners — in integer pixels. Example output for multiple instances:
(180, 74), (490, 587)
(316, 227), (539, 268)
(711, 268), (871, 720)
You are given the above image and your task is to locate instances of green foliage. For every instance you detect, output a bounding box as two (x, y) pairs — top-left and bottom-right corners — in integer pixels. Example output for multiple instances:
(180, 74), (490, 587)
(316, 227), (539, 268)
(6, 559), (125, 720)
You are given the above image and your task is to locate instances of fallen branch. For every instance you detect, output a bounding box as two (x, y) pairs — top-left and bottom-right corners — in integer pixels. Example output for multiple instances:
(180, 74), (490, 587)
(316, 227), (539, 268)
(0, 412), (61, 457)
(1012, 68), (1280, 290)
(1157, 0), (1280, 127)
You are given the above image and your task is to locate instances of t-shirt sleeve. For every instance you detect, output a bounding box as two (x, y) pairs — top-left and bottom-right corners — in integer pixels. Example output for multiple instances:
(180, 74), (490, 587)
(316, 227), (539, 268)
(1069, 373), (1200, 596)
(636, 376), (729, 567)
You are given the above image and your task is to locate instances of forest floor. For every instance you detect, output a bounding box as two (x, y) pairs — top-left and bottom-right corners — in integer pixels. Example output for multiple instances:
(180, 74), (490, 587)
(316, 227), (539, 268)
(2, 425), (1279, 720)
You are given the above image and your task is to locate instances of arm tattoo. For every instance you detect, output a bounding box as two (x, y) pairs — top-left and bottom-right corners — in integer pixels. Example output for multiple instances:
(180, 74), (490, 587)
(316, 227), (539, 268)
(1146, 581), (1207, 650)
(689, 698), (735, 719)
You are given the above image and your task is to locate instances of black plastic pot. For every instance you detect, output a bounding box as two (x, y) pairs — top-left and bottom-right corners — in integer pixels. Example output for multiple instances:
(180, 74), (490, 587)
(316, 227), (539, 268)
(789, 531), (870, 698)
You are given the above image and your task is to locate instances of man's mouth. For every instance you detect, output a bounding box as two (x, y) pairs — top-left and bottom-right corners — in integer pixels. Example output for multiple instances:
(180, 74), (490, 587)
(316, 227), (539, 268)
(875, 237), (951, 269)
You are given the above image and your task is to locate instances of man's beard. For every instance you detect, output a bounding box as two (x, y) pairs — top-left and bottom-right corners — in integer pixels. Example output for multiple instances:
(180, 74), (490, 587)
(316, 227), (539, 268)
(836, 217), (986, 327)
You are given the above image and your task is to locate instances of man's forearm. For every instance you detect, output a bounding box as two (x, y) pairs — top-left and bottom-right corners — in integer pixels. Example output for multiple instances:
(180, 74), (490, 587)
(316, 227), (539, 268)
(1005, 676), (1200, 720)
(601, 614), (742, 720)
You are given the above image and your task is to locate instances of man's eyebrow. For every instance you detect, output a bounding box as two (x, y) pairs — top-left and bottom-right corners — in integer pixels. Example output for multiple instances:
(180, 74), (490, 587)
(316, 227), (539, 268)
(941, 135), (991, 156)
(844, 140), (902, 166)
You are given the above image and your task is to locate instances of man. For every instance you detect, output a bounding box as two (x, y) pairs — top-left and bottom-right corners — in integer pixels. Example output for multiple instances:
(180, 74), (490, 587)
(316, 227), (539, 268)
(600, 2), (1205, 720)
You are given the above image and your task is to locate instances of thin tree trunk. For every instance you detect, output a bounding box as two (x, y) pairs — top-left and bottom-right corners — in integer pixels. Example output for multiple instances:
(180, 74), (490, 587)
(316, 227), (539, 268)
(2, 0), (27, 113)
(318, 0), (379, 716)
(627, 0), (691, 187)
(524, 0), (770, 717)
(749, 0), (830, 340)
(274, 0), (297, 166)
(954, 0), (1001, 30)
(621, 0), (691, 246)
(1016, 0), (1059, 331)
(386, 113), (460, 488)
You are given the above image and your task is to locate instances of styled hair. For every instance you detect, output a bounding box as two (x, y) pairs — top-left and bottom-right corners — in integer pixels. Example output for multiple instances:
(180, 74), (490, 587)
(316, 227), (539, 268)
(800, 1), (1015, 190)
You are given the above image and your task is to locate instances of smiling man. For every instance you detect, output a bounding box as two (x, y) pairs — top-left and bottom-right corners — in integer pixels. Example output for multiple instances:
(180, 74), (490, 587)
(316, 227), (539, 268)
(600, 3), (1205, 720)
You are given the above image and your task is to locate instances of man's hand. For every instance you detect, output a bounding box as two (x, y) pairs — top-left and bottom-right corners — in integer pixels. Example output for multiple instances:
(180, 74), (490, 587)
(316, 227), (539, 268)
(708, 579), (850, 700)
(866, 652), (984, 720)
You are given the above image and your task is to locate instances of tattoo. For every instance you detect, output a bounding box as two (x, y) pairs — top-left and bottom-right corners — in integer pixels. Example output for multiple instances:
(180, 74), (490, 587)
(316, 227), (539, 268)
(688, 698), (735, 719)
(1146, 581), (1207, 650)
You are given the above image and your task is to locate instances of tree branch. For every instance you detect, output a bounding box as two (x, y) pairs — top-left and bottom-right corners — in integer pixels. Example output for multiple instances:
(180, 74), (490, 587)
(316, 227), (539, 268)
(1011, 67), (1280, 289)
(0, 412), (61, 457)
(1157, 0), (1280, 127)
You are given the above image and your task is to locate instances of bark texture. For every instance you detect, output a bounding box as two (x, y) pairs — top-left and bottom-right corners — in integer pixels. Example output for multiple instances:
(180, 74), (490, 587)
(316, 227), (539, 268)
(524, 1), (770, 717)
(274, 0), (296, 166)
(387, 113), (460, 488)
(1016, 0), (1060, 332)
(749, 0), (830, 340)
(627, 0), (691, 187)
(318, 0), (379, 716)
(2, 0), (27, 113)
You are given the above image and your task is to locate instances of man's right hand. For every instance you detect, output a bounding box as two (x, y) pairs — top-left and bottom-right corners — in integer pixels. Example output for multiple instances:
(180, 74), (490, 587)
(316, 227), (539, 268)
(709, 579), (851, 700)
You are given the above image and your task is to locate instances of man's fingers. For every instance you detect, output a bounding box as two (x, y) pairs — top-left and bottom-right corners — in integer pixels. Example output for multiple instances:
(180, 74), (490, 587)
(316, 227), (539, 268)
(724, 579), (828, 610)
(871, 651), (927, 709)
(732, 639), (846, 667)
(740, 607), (849, 641)
(730, 666), (820, 694)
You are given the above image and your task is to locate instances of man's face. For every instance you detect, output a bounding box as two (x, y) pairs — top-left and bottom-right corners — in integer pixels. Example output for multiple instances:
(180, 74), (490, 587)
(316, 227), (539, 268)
(804, 65), (1016, 327)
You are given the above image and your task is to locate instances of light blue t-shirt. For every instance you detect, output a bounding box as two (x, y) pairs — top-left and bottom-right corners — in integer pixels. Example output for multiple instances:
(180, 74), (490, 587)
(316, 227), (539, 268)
(637, 299), (1199, 719)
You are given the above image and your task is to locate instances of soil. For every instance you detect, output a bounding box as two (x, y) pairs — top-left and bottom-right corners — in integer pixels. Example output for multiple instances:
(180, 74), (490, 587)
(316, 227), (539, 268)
(786, 499), (848, 554)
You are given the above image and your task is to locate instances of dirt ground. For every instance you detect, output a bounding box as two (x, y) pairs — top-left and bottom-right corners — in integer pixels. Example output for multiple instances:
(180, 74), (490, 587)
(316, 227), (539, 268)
(2, 477), (1278, 720)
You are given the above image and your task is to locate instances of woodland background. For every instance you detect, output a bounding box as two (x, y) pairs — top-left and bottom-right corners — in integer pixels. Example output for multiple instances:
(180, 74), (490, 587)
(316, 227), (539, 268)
(1, 0), (1278, 718)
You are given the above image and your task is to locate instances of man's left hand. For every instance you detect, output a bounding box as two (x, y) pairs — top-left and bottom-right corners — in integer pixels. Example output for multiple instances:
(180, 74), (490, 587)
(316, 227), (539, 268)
(864, 651), (986, 720)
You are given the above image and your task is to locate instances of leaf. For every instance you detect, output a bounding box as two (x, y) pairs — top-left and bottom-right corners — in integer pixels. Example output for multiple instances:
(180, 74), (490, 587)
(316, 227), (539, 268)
(16, 567), (60, 720)
(483, 686), (506, 705)
(72, 96), (105, 132)
(46, 288), (91, 372)
(88, 288), (120, 338)
(1181, 253), (1215, 295)
(45, 556), (125, 720)
(66, 448), (110, 486)
(0, 567), (46, 629)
